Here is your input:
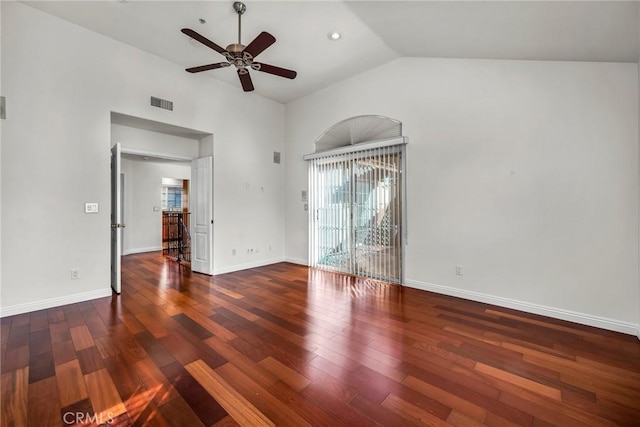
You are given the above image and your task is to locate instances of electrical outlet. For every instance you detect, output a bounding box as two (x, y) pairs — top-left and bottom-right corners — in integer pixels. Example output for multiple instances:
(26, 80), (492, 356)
(455, 265), (463, 276)
(247, 248), (254, 254)
(232, 249), (236, 256)
(71, 268), (80, 280)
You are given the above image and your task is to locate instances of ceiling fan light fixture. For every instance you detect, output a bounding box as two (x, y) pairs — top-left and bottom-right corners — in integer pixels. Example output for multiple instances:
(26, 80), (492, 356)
(182, 1), (297, 92)
(328, 31), (342, 41)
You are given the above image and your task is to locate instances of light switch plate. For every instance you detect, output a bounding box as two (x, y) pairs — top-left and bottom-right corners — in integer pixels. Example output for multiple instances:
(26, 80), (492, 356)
(85, 203), (99, 213)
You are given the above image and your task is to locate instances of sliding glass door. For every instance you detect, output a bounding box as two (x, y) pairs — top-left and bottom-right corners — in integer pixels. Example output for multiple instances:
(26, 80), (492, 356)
(308, 143), (405, 283)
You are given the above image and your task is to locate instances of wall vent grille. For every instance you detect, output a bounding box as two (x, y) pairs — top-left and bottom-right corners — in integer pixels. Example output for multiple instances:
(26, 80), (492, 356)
(150, 96), (173, 111)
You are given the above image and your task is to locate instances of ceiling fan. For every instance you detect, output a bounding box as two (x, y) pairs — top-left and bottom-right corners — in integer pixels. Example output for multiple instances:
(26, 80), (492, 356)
(181, 1), (297, 92)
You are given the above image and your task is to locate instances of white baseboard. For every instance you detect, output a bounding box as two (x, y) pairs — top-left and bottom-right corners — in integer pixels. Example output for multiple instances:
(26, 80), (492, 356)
(284, 257), (309, 266)
(404, 279), (639, 336)
(123, 246), (163, 256)
(213, 257), (286, 275)
(0, 288), (113, 318)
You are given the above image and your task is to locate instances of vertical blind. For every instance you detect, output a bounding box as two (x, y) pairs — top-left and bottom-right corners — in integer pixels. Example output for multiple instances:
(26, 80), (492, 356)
(307, 142), (405, 283)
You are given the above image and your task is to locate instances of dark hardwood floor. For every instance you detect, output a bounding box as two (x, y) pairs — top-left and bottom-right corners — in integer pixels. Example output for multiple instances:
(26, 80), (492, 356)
(2, 251), (640, 426)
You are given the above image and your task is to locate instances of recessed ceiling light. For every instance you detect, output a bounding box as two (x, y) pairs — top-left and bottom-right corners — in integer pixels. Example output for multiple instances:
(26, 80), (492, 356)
(328, 32), (342, 41)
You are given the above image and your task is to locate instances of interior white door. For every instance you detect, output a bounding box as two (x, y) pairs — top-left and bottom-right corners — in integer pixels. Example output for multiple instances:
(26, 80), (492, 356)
(110, 143), (123, 293)
(191, 156), (213, 275)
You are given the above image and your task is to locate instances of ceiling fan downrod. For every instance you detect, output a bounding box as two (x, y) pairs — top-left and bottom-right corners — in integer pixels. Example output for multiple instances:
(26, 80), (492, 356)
(229, 2), (246, 52)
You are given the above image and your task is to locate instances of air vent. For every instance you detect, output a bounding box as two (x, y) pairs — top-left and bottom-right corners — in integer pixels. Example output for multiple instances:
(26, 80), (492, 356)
(273, 151), (281, 164)
(150, 96), (173, 111)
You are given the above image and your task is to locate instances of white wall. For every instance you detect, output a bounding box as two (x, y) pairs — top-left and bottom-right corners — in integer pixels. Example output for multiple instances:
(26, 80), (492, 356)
(285, 57), (639, 334)
(121, 158), (190, 255)
(0, 2), (3, 297)
(112, 123), (200, 160)
(0, 2), (285, 314)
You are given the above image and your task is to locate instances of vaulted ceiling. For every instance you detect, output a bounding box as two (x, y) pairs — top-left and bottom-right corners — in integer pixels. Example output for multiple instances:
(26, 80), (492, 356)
(23, 1), (640, 104)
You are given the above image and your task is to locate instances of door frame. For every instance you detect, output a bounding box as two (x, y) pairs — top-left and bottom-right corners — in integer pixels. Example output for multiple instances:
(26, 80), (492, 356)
(109, 112), (214, 291)
(190, 156), (214, 275)
(110, 143), (123, 294)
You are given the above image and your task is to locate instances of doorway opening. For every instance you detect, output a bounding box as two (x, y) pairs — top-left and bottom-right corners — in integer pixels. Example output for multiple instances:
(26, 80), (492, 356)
(110, 112), (214, 294)
(161, 177), (191, 263)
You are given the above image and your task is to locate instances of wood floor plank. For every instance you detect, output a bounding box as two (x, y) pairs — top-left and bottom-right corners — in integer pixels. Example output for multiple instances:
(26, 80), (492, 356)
(51, 340), (76, 367)
(104, 352), (145, 402)
(132, 357), (180, 406)
(135, 313), (170, 339)
(180, 305), (237, 342)
(76, 346), (104, 375)
(159, 361), (229, 425)
(129, 399), (171, 427)
(258, 356), (311, 392)
(185, 359), (275, 427)
(382, 393), (451, 426)
(27, 377), (61, 427)
(134, 331), (176, 368)
(157, 395), (204, 427)
(83, 368), (127, 419)
(1, 322), (12, 346)
(59, 397), (94, 426)
(1, 367), (29, 427)
(28, 349), (55, 384)
(216, 361), (314, 427)
(55, 359), (88, 407)
(2, 345), (29, 372)
(29, 310), (50, 334)
(48, 321), (71, 344)
(2, 252), (639, 426)
(119, 314), (146, 335)
(204, 335), (280, 388)
(69, 325), (95, 351)
(446, 409), (487, 427)
(402, 375), (487, 422)
(475, 362), (562, 401)
(300, 382), (381, 427)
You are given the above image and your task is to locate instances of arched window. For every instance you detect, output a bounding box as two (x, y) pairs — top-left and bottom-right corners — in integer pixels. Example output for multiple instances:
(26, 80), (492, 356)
(304, 116), (407, 283)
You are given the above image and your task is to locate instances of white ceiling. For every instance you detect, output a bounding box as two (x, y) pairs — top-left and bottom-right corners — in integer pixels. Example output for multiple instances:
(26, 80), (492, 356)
(23, 1), (640, 104)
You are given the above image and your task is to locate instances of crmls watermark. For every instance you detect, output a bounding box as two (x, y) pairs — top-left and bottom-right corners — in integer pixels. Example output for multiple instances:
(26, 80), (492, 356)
(63, 412), (115, 425)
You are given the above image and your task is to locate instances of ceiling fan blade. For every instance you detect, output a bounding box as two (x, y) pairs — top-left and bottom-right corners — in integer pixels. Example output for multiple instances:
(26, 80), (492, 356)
(185, 62), (229, 73)
(243, 31), (276, 59)
(238, 70), (254, 92)
(254, 62), (297, 79)
(181, 28), (227, 55)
